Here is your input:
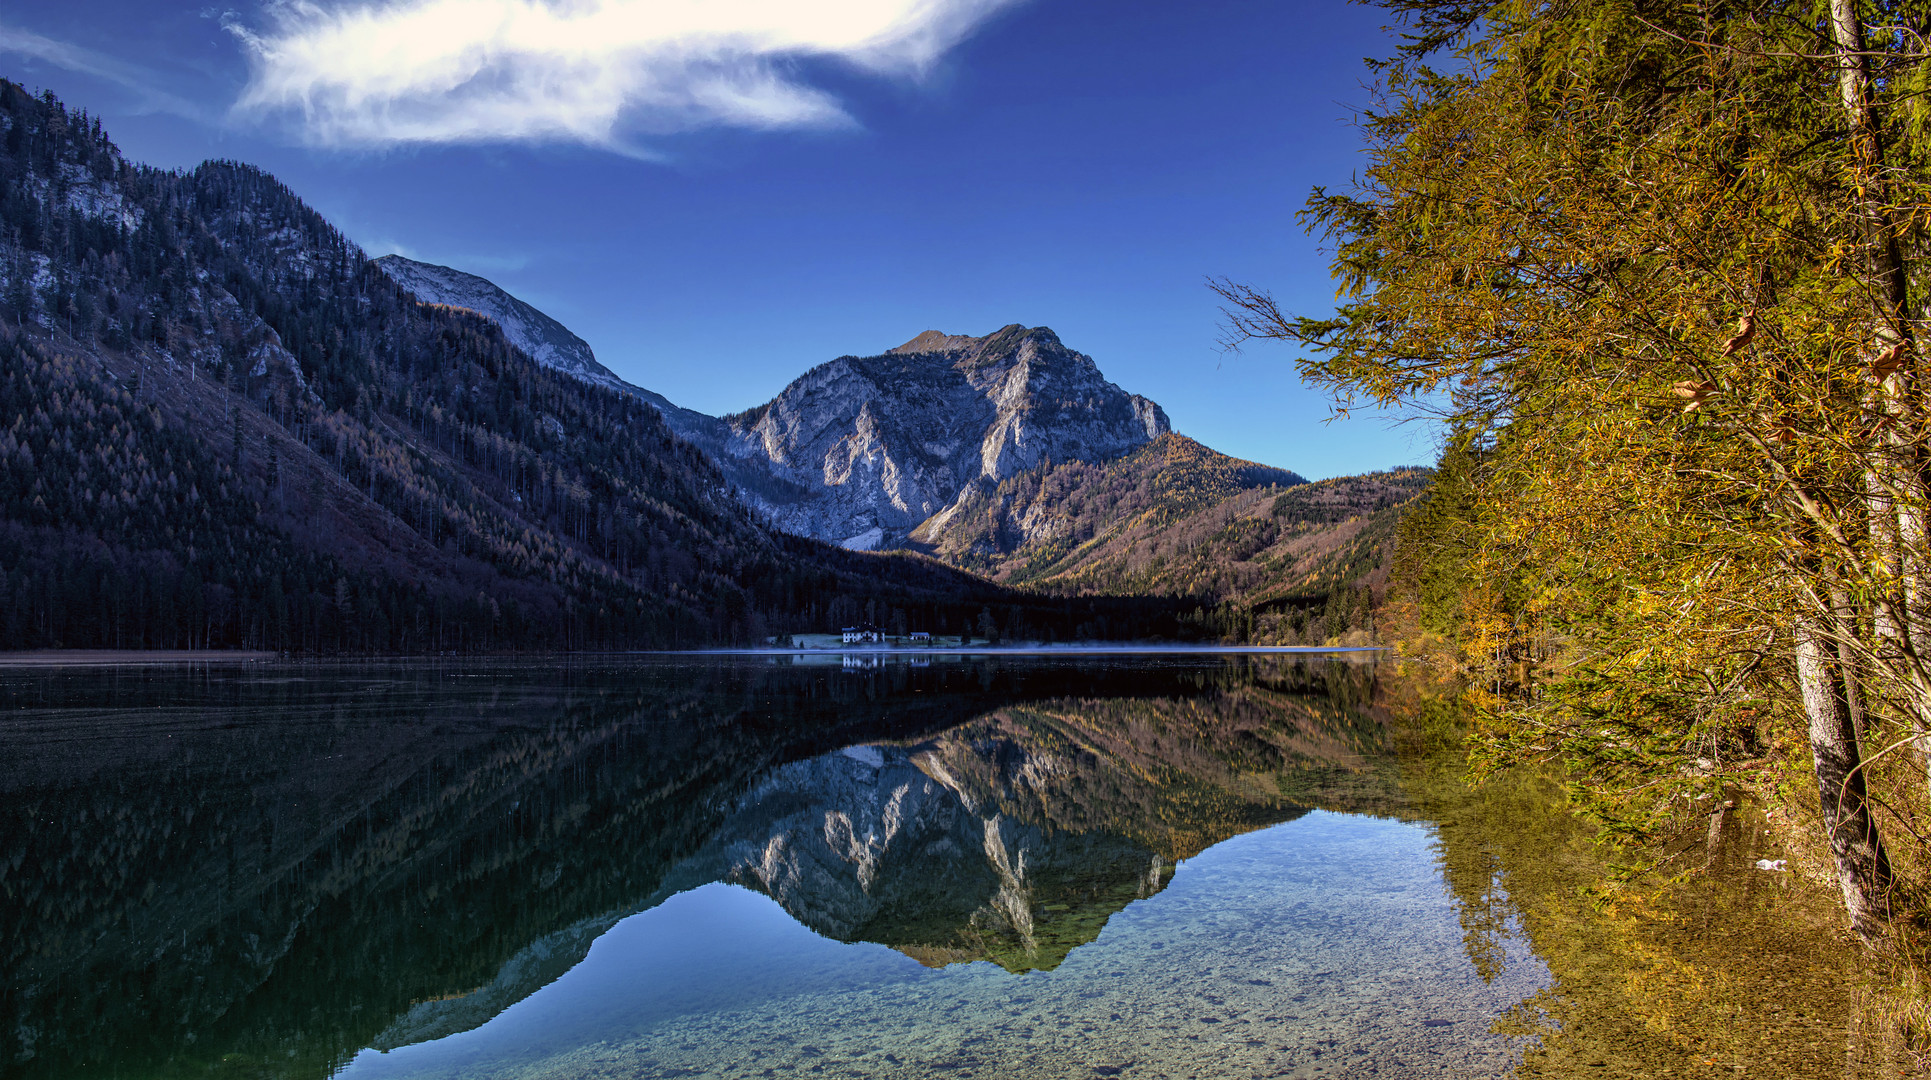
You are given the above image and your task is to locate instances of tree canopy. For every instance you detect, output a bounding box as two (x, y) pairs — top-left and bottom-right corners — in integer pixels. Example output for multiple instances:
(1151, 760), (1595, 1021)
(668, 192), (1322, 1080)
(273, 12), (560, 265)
(1219, 0), (1931, 941)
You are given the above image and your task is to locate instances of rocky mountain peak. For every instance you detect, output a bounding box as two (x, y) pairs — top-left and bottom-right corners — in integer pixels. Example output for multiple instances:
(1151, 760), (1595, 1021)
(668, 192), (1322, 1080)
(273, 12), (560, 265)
(890, 329), (984, 355)
(696, 325), (1171, 549)
(888, 325), (1068, 366)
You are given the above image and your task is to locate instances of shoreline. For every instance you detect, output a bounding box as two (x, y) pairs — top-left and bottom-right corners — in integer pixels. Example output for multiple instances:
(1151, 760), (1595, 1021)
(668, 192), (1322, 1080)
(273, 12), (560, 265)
(674, 645), (1388, 656)
(0, 644), (1385, 667)
(0, 650), (282, 667)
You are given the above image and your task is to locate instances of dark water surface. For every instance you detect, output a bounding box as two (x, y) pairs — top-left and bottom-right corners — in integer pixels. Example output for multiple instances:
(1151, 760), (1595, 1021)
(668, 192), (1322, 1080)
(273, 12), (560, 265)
(0, 654), (1896, 1078)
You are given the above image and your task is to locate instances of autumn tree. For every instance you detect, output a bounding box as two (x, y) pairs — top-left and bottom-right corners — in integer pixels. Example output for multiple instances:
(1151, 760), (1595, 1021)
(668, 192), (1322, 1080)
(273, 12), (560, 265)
(1217, 0), (1931, 940)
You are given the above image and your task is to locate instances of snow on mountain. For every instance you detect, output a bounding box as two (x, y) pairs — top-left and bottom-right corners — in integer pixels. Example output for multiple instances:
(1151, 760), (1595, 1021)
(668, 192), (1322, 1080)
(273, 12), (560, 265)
(373, 255), (631, 394)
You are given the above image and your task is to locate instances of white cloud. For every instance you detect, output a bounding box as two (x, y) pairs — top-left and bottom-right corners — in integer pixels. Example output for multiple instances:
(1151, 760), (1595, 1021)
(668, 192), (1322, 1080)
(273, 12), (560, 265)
(227, 0), (1020, 150)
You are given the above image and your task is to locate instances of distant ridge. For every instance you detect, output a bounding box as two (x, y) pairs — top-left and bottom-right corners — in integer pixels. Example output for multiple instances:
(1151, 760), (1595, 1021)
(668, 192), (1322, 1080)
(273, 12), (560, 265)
(363, 234), (1408, 640)
(906, 433), (1434, 643)
(373, 255), (629, 393)
(913, 432), (1309, 573)
(363, 264), (1191, 555)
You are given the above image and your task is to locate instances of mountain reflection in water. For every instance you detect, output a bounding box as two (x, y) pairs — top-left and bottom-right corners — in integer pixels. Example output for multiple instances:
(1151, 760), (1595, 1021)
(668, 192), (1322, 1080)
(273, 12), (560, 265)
(5, 655), (1455, 1078)
(680, 680), (1405, 979)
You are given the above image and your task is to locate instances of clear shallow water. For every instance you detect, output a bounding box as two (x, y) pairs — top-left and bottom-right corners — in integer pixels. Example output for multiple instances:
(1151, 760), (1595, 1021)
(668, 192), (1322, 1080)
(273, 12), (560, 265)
(341, 812), (1541, 1080)
(0, 653), (1864, 1079)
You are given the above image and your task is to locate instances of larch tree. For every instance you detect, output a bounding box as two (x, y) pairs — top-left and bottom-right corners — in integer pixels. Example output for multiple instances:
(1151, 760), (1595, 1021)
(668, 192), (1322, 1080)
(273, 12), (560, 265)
(1218, 0), (1931, 941)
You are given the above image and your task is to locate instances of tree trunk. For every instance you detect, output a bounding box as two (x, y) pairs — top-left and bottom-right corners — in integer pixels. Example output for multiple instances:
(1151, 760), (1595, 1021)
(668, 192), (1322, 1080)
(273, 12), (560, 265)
(1828, 0), (1909, 319)
(1796, 606), (1893, 943)
(1828, 579), (1868, 744)
(1831, 0), (1931, 774)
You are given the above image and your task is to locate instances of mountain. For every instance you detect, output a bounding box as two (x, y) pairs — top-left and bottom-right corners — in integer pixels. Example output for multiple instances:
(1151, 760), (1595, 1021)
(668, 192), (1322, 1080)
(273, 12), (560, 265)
(696, 325), (1172, 550)
(576, 322), (1178, 553)
(915, 434), (1431, 642)
(0, 82), (1188, 650)
(368, 258), (1178, 553)
(1026, 466), (1433, 645)
(368, 253), (728, 438)
(914, 432), (1306, 571)
(371, 254), (628, 394)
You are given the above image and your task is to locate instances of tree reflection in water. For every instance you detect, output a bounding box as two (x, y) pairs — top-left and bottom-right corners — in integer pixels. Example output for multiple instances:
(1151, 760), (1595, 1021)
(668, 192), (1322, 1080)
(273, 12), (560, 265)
(1400, 692), (1901, 1076)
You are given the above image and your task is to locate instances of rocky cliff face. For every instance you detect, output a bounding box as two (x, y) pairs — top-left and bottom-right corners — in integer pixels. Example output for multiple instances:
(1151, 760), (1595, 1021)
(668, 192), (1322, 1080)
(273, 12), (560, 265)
(702, 325), (1171, 549)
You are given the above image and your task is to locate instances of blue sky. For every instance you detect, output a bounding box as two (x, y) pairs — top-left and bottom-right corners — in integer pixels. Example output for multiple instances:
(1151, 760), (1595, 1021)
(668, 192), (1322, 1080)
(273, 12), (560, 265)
(1, 0), (1435, 479)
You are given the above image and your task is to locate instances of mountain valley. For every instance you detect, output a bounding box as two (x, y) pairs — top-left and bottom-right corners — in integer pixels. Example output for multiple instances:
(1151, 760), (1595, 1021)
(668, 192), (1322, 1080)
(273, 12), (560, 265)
(0, 81), (1425, 651)
(372, 255), (1427, 643)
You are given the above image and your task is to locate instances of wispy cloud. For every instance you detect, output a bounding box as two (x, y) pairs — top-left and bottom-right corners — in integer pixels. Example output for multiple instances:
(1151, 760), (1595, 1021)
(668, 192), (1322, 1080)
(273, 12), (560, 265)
(227, 0), (1020, 151)
(0, 23), (208, 120)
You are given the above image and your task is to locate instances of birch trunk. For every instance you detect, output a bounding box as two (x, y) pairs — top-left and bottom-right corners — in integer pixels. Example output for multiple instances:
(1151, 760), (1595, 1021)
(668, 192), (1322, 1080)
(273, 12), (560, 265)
(1830, 0), (1931, 768)
(1796, 606), (1894, 942)
(1828, 579), (1868, 744)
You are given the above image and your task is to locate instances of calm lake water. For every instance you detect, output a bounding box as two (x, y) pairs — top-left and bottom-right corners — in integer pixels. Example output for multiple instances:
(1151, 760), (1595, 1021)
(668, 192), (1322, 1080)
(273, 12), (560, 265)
(0, 654), (1897, 1078)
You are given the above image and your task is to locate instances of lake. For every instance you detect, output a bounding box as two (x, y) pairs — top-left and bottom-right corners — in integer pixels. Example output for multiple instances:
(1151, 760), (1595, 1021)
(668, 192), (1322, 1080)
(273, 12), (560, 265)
(0, 653), (1896, 1078)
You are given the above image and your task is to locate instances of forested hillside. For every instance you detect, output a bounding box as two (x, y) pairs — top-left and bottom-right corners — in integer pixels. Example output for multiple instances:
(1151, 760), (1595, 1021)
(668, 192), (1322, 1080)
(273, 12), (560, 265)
(910, 433), (1428, 644)
(0, 83), (1186, 651)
